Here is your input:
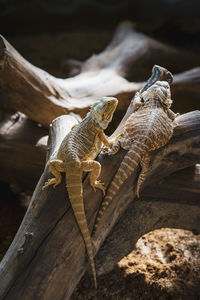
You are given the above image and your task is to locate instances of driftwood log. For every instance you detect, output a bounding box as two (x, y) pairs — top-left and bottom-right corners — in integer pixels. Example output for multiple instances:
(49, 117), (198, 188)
(0, 112), (47, 189)
(1, 23), (200, 190)
(0, 110), (199, 300)
(0, 22), (200, 300)
(1, 22), (200, 127)
(96, 166), (200, 276)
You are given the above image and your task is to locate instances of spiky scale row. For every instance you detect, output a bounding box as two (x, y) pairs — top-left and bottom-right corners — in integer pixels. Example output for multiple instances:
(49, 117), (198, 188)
(42, 97), (118, 288)
(94, 81), (179, 232)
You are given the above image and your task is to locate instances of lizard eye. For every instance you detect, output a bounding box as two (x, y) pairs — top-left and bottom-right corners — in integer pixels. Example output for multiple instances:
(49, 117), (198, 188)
(102, 112), (107, 119)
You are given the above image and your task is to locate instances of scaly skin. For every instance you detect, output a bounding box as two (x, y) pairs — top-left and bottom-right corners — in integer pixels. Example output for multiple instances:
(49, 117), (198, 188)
(42, 97), (118, 288)
(132, 64), (173, 111)
(94, 81), (179, 232)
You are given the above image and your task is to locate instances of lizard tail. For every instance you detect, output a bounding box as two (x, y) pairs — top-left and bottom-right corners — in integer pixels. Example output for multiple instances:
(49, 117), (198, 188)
(66, 167), (97, 288)
(94, 143), (145, 233)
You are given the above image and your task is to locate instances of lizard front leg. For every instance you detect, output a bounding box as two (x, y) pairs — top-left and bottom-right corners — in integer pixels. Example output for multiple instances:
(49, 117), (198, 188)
(81, 160), (105, 195)
(167, 108), (180, 121)
(98, 129), (115, 147)
(42, 159), (65, 189)
(99, 129), (122, 155)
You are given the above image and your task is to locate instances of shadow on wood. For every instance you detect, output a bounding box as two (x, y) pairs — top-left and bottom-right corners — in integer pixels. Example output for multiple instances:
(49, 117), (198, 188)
(95, 167), (200, 275)
(0, 109), (199, 300)
(0, 112), (47, 190)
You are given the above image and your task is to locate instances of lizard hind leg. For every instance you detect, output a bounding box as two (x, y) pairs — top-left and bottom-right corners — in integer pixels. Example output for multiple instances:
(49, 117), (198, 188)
(135, 153), (150, 198)
(42, 159), (65, 190)
(81, 160), (105, 195)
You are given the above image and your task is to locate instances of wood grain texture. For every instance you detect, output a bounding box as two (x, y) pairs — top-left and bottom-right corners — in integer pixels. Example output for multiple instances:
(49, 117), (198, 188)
(0, 110), (199, 300)
(1, 23), (200, 126)
(0, 115), (78, 299)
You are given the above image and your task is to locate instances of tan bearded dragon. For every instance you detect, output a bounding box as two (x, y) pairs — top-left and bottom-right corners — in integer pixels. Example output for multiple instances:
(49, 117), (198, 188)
(42, 97), (118, 288)
(94, 74), (179, 232)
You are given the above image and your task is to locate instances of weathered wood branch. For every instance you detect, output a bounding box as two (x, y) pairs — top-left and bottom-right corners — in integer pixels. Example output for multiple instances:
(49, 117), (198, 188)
(1, 23), (200, 126)
(0, 110), (199, 300)
(95, 169), (200, 275)
(93, 111), (200, 248)
(80, 23), (200, 80)
(0, 112), (47, 190)
(0, 115), (78, 299)
(1, 24), (200, 190)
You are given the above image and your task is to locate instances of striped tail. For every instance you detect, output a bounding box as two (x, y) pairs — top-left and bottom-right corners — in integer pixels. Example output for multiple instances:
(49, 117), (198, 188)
(66, 166), (97, 288)
(94, 143), (145, 232)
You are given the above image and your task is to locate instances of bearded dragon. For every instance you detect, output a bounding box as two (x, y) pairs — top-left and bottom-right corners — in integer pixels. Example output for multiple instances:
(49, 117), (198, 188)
(94, 80), (179, 232)
(42, 97), (118, 288)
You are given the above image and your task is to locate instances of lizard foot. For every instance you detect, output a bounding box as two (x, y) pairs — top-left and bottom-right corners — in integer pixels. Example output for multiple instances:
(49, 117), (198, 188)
(92, 181), (106, 195)
(101, 146), (112, 155)
(42, 178), (60, 190)
(101, 143), (120, 156)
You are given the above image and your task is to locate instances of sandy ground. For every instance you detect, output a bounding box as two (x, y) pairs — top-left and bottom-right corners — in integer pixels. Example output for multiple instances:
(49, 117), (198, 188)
(73, 228), (200, 300)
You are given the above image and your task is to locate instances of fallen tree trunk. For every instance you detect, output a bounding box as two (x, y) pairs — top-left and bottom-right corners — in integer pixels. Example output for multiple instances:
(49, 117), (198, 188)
(1, 22), (200, 192)
(0, 64), (170, 190)
(0, 112), (47, 190)
(0, 61), (200, 190)
(1, 23), (200, 126)
(95, 166), (200, 275)
(0, 109), (199, 300)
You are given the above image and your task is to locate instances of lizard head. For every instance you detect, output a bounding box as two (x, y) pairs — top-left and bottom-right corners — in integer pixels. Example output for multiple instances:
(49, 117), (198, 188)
(89, 96), (118, 129)
(142, 81), (173, 108)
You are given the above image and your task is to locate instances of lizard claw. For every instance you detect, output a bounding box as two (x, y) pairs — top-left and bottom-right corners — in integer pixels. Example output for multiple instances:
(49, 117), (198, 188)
(42, 179), (52, 190)
(53, 183), (59, 188)
(42, 178), (60, 190)
(101, 146), (111, 155)
(102, 140), (121, 156)
(101, 145), (119, 156)
(42, 185), (47, 190)
(92, 181), (106, 195)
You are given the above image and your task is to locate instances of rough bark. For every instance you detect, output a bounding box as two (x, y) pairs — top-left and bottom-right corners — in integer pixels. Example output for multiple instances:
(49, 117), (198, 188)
(1, 23), (200, 126)
(0, 110), (199, 300)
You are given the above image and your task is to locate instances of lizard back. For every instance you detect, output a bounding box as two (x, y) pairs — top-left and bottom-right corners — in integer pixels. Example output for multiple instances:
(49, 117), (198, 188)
(43, 97), (118, 288)
(58, 116), (101, 163)
(122, 98), (174, 151)
(94, 81), (178, 232)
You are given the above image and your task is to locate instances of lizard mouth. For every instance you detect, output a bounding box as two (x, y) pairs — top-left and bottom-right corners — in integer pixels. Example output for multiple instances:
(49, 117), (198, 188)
(99, 102), (118, 129)
(93, 97), (118, 129)
(102, 99), (118, 120)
